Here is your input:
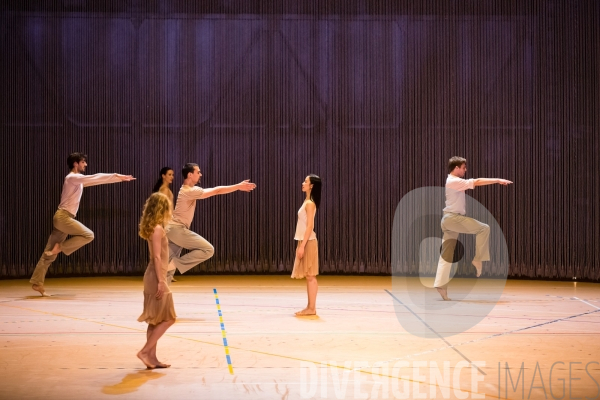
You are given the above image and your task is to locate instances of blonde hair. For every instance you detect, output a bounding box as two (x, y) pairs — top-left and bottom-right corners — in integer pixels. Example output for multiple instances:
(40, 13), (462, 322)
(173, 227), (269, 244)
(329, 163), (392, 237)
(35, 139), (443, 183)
(139, 192), (172, 240)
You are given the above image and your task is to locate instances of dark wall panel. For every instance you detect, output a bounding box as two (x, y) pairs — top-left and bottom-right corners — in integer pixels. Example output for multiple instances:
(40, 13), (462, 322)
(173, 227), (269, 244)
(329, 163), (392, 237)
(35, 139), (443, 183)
(0, 0), (598, 280)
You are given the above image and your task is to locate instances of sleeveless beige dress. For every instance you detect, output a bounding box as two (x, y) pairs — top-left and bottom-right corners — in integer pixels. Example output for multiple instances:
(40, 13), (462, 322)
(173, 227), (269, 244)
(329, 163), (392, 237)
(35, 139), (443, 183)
(138, 228), (176, 325)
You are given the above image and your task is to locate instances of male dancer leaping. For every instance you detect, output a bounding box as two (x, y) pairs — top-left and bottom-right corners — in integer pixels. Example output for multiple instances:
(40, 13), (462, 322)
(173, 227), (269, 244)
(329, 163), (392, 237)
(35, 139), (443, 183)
(30, 152), (135, 296)
(166, 163), (256, 280)
(434, 156), (512, 301)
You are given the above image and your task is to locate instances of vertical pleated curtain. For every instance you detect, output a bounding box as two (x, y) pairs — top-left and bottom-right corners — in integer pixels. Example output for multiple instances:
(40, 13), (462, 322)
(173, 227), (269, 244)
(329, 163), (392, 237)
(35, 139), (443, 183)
(0, 1), (598, 280)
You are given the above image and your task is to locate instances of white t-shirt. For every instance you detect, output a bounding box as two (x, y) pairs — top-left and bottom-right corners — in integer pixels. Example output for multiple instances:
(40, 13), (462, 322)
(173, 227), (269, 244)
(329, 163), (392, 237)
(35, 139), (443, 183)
(58, 172), (121, 216)
(443, 174), (475, 215)
(171, 185), (205, 229)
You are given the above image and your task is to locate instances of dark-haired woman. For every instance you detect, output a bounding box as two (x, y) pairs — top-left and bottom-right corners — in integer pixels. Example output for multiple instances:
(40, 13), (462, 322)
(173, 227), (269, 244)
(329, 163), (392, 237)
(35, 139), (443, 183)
(291, 174), (322, 316)
(152, 167), (175, 206)
(153, 167), (177, 282)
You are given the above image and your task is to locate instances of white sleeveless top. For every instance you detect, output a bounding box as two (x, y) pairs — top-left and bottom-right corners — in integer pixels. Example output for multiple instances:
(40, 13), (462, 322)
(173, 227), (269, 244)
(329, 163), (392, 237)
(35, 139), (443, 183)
(294, 201), (317, 241)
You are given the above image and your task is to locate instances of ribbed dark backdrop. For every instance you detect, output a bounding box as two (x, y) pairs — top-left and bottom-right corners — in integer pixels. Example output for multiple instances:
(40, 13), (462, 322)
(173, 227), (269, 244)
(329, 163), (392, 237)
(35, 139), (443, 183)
(1, 1), (598, 280)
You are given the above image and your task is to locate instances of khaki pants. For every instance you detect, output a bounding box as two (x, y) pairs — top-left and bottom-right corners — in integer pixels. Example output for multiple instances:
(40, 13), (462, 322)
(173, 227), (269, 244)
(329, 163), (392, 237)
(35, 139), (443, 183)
(434, 212), (490, 288)
(166, 265), (176, 286)
(166, 224), (214, 274)
(29, 209), (95, 285)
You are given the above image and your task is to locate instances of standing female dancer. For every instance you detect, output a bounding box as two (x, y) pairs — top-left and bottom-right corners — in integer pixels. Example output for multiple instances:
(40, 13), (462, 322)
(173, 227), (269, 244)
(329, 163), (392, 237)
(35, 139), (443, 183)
(137, 192), (177, 369)
(291, 174), (322, 316)
(152, 167), (175, 205)
(152, 167), (177, 282)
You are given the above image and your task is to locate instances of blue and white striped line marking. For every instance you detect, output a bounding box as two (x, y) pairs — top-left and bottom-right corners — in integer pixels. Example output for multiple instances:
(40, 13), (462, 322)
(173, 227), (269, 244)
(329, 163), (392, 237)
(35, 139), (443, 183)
(213, 288), (234, 374)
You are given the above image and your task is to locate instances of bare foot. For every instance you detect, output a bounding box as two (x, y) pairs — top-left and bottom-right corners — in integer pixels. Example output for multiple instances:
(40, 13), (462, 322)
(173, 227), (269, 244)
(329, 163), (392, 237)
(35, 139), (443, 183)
(32, 284), (51, 297)
(137, 351), (156, 369)
(295, 308), (316, 316)
(472, 260), (482, 277)
(44, 243), (62, 257)
(436, 287), (451, 301)
(148, 357), (171, 368)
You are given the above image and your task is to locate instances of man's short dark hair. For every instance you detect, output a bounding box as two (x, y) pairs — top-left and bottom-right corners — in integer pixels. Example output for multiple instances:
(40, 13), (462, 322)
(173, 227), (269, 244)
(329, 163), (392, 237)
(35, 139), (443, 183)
(182, 163), (199, 179)
(448, 156), (467, 173)
(67, 152), (87, 169)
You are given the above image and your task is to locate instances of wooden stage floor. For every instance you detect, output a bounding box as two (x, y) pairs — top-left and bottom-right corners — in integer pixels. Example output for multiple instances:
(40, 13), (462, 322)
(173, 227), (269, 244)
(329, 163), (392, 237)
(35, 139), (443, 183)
(0, 276), (599, 400)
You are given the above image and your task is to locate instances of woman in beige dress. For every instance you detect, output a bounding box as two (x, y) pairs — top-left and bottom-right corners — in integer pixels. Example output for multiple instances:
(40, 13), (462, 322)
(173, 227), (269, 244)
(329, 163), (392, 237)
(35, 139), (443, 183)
(137, 192), (177, 368)
(291, 174), (322, 316)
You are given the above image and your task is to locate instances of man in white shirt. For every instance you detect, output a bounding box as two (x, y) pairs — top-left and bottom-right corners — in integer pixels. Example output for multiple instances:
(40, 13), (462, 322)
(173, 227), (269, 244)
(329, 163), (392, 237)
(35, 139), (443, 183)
(166, 163), (256, 280)
(30, 152), (135, 296)
(434, 156), (512, 301)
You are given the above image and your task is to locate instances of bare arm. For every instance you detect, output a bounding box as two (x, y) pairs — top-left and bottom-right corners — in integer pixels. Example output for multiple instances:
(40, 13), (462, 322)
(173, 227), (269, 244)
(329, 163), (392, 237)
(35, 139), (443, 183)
(150, 225), (168, 300)
(200, 179), (256, 199)
(473, 178), (513, 187)
(296, 202), (316, 260)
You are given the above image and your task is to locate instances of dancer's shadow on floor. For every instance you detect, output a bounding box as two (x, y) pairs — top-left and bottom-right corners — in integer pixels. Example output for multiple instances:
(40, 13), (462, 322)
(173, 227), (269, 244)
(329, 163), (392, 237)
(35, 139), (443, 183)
(102, 370), (165, 395)
(23, 294), (77, 300)
(294, 315), (321, 321)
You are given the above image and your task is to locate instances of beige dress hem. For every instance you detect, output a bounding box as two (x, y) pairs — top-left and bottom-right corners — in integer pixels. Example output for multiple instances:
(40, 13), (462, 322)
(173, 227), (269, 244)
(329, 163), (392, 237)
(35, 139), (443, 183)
(291, 239), (319, 279)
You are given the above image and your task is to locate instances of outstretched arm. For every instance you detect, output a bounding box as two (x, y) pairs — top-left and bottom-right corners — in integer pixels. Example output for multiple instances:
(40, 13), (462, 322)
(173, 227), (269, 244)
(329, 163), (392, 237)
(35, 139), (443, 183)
(200, 179), (256, 199)
(116, 174), (136, 182)
(473, 178), (512, 187)
(75, 173), (136, 187)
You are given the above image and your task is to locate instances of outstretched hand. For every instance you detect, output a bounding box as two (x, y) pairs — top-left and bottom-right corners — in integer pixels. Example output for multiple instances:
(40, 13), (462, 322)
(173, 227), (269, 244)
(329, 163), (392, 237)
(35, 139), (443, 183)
(498, 179), (513, 185)
(118, 174), (136, 182)
(237, 179), (257, 192)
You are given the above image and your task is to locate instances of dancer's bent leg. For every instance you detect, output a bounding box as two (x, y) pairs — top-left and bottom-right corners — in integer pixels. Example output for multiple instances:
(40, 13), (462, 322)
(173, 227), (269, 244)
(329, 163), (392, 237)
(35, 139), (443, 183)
(166, 225), (214, 274)
(166, 269), (175, 285)
(30, 227), (67, 287)
(439, 213), (490, 277)
(52, 210), (95, 256)
(434, 228), (459, 300)
(30, 210), (94, 292)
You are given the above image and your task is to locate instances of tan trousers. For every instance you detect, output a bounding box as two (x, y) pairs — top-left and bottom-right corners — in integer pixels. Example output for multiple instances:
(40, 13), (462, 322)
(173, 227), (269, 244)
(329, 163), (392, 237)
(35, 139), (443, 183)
(166, 224), (214, 274)
(434, 212), (490, 288)
(29, 209), (95, 285)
